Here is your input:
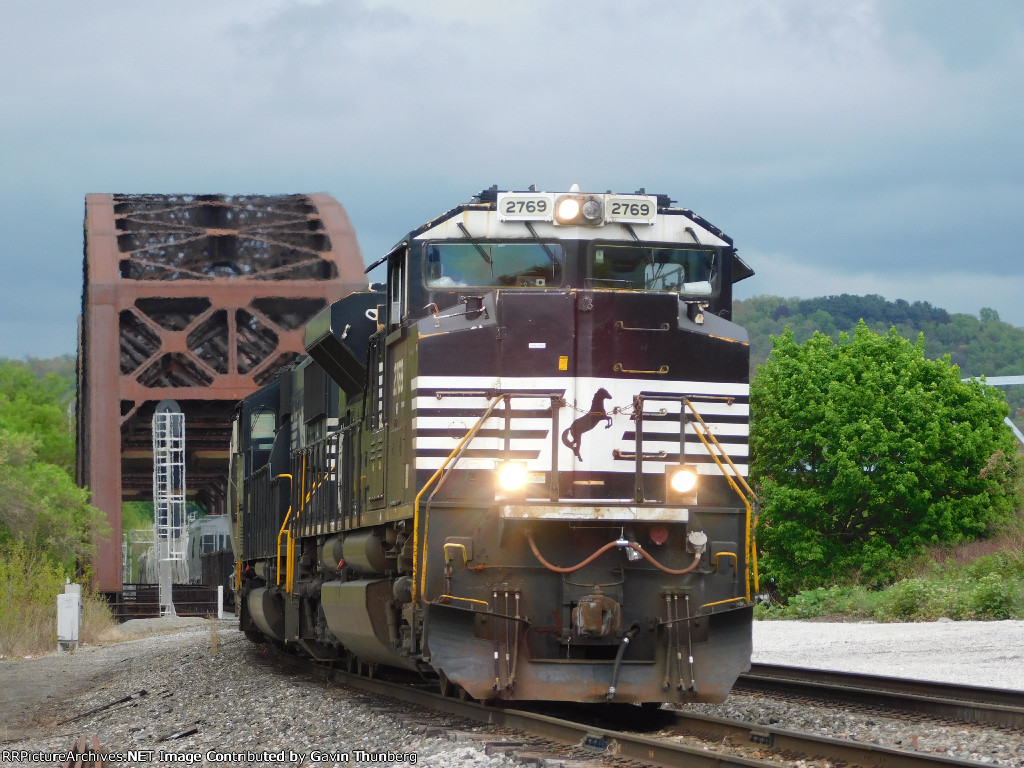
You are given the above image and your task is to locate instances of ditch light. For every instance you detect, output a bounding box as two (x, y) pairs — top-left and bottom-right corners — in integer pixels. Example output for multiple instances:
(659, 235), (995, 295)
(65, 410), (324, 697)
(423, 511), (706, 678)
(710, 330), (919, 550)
(666, 464), (699, 504)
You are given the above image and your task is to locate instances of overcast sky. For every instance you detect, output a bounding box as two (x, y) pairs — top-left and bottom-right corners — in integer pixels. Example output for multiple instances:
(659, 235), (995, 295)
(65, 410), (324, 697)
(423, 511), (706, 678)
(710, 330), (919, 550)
(2, 0), (1022, 360)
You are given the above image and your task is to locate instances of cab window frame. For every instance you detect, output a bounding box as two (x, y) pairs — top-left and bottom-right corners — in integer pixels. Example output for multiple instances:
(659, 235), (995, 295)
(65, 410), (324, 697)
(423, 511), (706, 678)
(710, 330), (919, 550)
(585, 241), (722, 297)
(421, 239), (566, 291)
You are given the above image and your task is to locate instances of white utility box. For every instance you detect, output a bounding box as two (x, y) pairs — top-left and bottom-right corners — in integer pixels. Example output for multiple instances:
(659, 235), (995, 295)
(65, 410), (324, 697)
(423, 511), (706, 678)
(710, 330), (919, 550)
(57, 583), (83, 651)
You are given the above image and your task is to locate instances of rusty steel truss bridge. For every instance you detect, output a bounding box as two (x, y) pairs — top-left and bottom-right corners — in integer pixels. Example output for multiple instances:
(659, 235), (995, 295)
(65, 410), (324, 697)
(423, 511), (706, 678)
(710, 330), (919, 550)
(77, 193), (367, 593)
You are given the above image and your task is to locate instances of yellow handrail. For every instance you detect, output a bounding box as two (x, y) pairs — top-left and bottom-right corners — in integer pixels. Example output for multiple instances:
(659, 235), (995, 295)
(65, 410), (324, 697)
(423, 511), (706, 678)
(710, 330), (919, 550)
(701, 597), (747, 611)
(413, 399), (500, 604)
(683, 400), (760, 601)
(275, 511), (291, 584)
(282, 447), (334, 595)
(443, 542), (469, 567)
(287, 457), (307, 594)
(684, 401), (755, 498)
(274, 473), (293, 588)
(436, 595), (491, 610)
(712, 551), (738, 573)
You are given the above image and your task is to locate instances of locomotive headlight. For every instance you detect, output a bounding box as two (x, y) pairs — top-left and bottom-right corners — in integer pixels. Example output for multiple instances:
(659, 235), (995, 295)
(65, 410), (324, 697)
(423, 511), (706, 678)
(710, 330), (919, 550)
(554, 195), (605, 225)
(666, 464), (699, 504)
(497, 461), (529, 492)
(556, 196), (581, 222)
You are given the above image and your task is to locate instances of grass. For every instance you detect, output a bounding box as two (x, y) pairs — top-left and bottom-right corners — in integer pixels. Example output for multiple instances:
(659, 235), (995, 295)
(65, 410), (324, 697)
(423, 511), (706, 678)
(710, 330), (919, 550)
(756, 533), (1024, 622)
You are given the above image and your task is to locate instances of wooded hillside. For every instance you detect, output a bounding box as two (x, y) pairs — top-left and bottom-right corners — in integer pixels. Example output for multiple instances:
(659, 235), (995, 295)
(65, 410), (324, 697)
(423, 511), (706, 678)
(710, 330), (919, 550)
(735, 295), (1024, 429)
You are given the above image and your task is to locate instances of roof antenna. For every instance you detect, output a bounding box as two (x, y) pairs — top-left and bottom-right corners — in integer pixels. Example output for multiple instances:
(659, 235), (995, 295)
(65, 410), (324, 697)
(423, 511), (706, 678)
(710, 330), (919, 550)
(569, 183), (581, 192)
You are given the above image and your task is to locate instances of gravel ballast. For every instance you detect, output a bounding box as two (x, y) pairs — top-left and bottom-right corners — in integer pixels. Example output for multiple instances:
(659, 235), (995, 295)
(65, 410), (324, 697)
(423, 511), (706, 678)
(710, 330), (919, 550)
(3, 618), (1024, 767)
(2, 619), (522, 768)
(687, 619), (1024, 767)
(753, 619), (1024, 690)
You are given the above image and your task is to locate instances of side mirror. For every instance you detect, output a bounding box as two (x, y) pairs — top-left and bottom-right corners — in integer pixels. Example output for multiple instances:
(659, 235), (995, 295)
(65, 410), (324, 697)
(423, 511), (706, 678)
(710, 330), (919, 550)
(681, 280), (713, 297)
(460, 295), (487, 321)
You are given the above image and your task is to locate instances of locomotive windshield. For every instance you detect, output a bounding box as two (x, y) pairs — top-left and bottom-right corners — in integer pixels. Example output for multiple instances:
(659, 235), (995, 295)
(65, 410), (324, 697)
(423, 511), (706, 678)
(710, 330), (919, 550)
(424, 242), (563, 288)
(587, 243), (718, 296)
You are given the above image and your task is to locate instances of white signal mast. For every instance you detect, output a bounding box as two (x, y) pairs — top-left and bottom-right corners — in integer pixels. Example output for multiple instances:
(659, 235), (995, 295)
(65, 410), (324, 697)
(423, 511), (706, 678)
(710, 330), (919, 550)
(965, 376), (1024, 446)
(153, 400), (189, 616)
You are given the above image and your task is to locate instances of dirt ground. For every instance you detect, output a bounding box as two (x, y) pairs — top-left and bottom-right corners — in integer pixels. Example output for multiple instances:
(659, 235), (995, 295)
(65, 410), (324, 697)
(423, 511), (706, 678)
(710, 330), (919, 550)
(0, 617), (223, 743)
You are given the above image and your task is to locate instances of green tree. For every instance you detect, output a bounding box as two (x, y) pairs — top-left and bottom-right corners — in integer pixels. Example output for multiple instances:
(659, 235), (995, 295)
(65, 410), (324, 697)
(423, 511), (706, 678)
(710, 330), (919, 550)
(0, 360), (75, 469)
(0, 426), (107, 566)
(0, 360), (106, 567)
(751, 322), (1023, 596)
(735, 295), (1024, 431)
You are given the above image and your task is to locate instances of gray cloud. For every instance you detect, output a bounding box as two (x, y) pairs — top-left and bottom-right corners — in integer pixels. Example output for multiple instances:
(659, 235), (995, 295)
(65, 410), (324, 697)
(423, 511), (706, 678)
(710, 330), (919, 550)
(1, 0), (1022, 359)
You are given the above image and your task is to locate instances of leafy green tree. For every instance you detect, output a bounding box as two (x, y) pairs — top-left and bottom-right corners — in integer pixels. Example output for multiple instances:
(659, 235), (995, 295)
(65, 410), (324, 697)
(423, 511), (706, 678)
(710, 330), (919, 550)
(0, 360), (75, 470)
(0, 426), (107, 566)
(735, 295), (1024, 431)
(751, 322), (1023, 596)
(0, 360), (106, 567)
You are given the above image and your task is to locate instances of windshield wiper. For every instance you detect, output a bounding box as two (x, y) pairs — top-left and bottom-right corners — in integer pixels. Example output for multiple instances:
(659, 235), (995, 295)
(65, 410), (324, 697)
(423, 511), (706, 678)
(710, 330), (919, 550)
(523, 221), (560, 272)
(456, 222), (493, 275)
(622, 222), (655, 266)
(685, 226), (717, 277)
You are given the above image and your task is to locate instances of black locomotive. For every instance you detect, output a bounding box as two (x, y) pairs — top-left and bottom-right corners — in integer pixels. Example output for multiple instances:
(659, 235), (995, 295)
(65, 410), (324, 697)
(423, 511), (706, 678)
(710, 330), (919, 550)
(229, 186), (758, 704)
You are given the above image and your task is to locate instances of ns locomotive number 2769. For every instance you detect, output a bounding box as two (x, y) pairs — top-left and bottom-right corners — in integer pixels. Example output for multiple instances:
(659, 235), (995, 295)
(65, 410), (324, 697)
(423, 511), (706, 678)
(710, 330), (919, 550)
(228, 185), (759, 704)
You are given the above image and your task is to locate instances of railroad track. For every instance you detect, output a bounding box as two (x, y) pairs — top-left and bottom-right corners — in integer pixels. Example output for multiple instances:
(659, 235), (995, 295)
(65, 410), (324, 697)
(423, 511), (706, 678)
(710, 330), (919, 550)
(269, 648), (995, 768)
(738, 663), (1024, 729)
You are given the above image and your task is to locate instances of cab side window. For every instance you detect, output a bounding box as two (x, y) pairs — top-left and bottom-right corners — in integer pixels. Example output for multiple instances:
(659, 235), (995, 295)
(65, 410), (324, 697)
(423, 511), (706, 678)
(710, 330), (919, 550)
(387, 248), (407, 330)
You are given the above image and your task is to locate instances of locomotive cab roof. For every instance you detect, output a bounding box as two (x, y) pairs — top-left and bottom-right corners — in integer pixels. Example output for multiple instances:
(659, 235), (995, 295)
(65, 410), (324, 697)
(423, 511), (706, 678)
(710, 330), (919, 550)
(367, 186), (754, 285)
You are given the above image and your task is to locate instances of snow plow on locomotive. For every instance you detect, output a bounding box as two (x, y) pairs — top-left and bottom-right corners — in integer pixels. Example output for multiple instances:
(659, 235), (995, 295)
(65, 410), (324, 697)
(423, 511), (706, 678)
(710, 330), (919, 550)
(229, 186), (758, 704)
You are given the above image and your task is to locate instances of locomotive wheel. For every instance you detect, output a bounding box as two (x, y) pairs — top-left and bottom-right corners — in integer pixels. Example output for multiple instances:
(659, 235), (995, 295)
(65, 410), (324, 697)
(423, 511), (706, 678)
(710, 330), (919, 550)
(438, 670), (472, 699)
(243, 627), (266, 644)
(438, 671), (454, 697)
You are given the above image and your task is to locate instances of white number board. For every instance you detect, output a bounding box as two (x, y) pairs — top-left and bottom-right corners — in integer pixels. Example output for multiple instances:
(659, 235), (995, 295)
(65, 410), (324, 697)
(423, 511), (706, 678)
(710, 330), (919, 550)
(497, 193), (555, 222)
(605, 195), (657, 224)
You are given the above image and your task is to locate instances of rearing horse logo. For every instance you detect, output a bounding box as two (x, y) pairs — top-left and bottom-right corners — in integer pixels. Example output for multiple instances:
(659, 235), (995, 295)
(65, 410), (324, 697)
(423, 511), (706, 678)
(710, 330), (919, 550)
(561, 388), (613, 461)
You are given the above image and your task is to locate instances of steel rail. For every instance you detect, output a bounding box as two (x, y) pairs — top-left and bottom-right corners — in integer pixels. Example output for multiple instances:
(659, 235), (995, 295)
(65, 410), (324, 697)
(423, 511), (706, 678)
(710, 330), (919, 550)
(739, 663), (1024, 729)
(299, 671), (779, 767)
(266, 648), (986, 768)
(670, 709), (984, 768)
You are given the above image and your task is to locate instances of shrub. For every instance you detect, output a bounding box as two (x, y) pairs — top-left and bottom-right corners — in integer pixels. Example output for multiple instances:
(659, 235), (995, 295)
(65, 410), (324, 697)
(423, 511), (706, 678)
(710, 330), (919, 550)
(0, 542), (115, 656)
(968, 572), (1022, 620)
(0, 542), (65, 656)
(873, 578), (931, 621)
(759, 547), (1024, 622)
(781, 586), (875, 619)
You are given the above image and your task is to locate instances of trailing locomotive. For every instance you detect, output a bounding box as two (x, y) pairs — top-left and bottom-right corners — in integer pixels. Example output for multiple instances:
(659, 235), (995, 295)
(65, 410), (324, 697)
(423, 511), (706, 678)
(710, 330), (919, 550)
(229, 186), (758, 705)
